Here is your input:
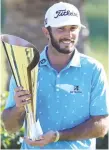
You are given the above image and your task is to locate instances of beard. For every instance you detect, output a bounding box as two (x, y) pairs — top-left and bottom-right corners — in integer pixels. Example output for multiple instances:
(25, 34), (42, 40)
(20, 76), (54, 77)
(49, 30), (77, 54)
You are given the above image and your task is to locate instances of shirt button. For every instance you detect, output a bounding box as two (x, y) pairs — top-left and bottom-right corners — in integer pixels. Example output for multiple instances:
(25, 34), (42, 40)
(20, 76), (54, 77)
(57, 74), (60, 78)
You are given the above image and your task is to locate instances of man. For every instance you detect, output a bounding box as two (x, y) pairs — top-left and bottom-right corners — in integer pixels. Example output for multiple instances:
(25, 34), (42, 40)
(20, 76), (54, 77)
(2, 2), (109, 149)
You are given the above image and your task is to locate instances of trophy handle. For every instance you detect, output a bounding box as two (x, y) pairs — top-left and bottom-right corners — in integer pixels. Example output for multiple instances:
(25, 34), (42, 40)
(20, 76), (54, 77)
(27, 49), (39, 117)
(27, 48), (39, 70)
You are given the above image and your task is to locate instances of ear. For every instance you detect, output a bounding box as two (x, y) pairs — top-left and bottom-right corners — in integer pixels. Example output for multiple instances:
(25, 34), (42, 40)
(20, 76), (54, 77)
(42, 27), (50, 39)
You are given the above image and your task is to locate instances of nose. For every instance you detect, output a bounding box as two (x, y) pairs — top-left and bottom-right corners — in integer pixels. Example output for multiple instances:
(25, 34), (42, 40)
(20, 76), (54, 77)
(64, 30), (75, 39)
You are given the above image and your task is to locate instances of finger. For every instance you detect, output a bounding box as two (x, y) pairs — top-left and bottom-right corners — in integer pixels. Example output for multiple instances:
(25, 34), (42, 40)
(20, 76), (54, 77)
(18, 94), (31, 101)
(21, 100), (31, 106)
(15, 86), (24, 92)
(14, 93), (31, 108)
(24, 137), (45, 147)
(16, 99), (31, 107)
(17, 90), (30, 97)
(38, 135), (44, 140)
(24, 137), (40, 146)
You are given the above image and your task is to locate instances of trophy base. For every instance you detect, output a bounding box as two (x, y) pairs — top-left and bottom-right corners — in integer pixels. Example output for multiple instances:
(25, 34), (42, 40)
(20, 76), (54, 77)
(28, 119), (43, 141)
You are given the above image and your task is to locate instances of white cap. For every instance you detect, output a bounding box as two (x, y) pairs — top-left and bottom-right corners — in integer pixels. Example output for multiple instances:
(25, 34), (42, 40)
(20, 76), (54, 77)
(44, 2), (86, 28)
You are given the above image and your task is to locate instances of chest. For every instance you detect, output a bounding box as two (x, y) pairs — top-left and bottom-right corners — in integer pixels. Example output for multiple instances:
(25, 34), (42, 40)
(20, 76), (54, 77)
(37, 67), (92, 111)
(36, 66), (93, 130)
(38, 66), (91, 97)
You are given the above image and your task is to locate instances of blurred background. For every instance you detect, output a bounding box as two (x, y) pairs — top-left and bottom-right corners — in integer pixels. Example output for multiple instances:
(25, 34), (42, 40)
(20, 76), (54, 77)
(0, 0), (108, 149)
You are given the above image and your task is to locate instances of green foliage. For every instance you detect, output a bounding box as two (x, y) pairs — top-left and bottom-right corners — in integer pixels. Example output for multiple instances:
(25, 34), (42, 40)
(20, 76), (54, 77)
(85, 1), (108, 149)
(1, 91), (24, 149)
(85, 0), (108, 74)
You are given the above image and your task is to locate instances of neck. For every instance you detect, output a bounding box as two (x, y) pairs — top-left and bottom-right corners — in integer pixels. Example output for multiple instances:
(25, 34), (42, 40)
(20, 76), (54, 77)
(47, 45), (75, 72)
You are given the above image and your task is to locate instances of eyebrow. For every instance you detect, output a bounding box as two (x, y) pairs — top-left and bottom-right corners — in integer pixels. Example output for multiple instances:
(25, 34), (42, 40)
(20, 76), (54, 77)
(57, 25), (79, 29)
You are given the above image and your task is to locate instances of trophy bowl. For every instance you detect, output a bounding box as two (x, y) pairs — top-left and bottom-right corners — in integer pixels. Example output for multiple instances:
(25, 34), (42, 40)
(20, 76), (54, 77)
(1, 34), (43, 140)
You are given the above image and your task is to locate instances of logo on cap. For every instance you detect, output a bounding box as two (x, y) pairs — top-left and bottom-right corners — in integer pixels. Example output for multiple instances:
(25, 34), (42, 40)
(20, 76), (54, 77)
(44, 18), (47, 25)
(54, 9), (78, 18)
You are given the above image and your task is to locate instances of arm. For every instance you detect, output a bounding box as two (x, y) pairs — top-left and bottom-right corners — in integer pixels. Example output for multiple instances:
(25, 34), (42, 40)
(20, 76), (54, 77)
(59, 65), (109, 141)
(59, 115), (109, 141)
(2, 106), (26, 133)
(2, 86), (31, 133)
(2, 76), (31, 133)
(23, 115), (109, 147)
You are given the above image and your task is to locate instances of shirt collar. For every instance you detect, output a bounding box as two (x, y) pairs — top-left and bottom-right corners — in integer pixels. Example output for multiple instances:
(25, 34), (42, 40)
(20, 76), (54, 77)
(69, 48), (81, 67)
(39, 46), (81, 67)
(39, 46), (48, 66)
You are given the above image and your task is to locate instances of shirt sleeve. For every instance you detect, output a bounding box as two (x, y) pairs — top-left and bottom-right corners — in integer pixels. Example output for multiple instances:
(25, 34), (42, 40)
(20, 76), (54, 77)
(5, 76), (17, 109)
(90, 64), (109, 116)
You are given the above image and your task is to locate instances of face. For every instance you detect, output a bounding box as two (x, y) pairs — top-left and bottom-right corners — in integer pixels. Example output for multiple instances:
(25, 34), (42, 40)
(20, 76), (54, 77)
(47, 25), (80, 54)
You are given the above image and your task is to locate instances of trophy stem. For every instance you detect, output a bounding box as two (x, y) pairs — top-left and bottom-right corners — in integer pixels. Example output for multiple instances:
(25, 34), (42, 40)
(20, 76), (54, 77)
(26, 112), (39, 141)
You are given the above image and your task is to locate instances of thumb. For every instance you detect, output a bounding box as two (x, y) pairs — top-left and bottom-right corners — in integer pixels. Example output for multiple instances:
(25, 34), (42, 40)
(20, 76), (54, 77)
(38, 134), (44, 140)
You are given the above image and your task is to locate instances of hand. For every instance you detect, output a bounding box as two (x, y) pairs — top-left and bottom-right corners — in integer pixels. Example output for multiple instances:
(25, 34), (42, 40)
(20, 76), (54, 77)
(23, 130), (57, 147)
(14, 86), (31, 110)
